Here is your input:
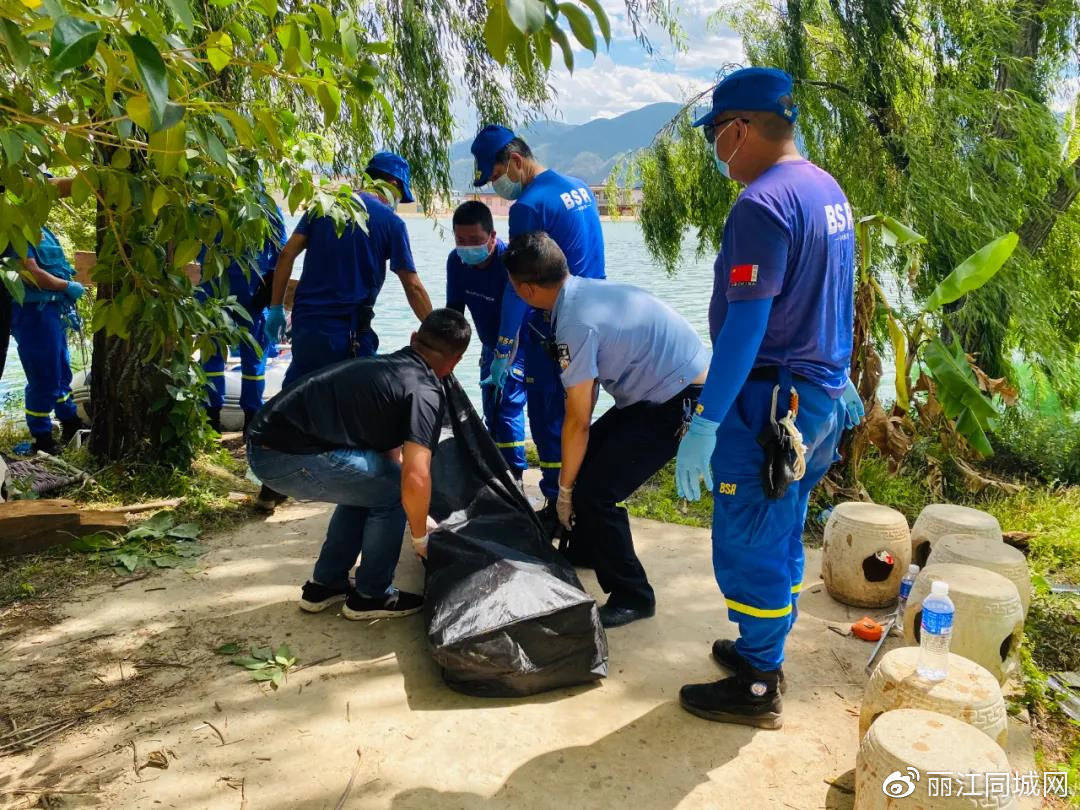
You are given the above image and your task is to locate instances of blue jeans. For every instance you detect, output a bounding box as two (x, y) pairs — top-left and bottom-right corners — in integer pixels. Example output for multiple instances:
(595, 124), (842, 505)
(247, 443), (405, 597)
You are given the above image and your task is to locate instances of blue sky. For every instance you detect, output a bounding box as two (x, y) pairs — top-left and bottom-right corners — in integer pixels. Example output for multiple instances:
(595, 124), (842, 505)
(544, 0), (742, 123)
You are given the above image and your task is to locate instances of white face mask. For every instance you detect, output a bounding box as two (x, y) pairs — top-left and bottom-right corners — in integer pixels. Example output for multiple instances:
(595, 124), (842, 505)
(492, 160), (523, 200)
(713, 120), (742, 180)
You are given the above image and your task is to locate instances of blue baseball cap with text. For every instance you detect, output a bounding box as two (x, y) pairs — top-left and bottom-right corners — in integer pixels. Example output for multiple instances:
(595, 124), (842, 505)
(692, 67), (798, 128)
(470, 124), (516, 187)
(366, 151), (414, 203)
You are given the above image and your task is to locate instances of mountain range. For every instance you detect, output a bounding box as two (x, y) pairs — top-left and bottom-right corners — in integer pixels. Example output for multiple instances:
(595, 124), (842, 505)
(449, 102), (681, 190)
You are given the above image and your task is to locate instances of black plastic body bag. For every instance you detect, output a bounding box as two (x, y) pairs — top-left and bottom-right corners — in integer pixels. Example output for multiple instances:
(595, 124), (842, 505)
(426, 375), (608, 697)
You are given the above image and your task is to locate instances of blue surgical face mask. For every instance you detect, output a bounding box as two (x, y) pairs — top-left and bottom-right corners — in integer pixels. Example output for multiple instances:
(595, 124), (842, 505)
(456, 243), (491, 265)
(492, 162), (523, 200)
(712, 120), (742, 179)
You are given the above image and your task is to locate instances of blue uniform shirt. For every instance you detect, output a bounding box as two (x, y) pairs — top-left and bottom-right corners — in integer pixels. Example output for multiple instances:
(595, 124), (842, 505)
(508, 170), (605, 279)
(445, 240), (526, 349)
(709, 159), (854, 396)
(291, 192), (415, 321)
(553, 276), (708, 408)
(24, 227), (74, 279)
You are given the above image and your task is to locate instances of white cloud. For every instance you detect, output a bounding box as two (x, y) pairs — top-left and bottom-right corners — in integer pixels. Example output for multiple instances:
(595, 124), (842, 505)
(1049, 75), (1080, 115)
(549, 53), (713, 123)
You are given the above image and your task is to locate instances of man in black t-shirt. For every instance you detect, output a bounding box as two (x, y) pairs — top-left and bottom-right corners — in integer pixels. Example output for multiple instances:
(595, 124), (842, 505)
(247, 309), (471, 619)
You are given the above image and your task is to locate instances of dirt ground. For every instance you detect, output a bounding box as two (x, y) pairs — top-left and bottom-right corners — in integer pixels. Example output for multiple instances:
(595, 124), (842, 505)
(0, 476), (1040, 810)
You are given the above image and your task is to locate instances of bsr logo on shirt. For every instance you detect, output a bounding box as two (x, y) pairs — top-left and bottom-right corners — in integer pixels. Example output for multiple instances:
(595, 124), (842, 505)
(559, 187), (593, 210)
(824, 202), (855, 235)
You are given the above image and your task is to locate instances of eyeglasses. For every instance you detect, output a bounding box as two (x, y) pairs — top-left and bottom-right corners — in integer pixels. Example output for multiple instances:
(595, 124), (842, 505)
(703, 117), (749, 143)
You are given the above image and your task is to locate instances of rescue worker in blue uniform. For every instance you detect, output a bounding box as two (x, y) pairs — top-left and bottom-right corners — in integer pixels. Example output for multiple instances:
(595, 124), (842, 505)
(3, 225), (86, 453)
(673, 68), (865, 728)
(445, 200), (528, 479)
(199, 200), (286, 433)
(503, 232), (708, 628)
(264, 151), (433, 387)
(469, 126), (605, 525)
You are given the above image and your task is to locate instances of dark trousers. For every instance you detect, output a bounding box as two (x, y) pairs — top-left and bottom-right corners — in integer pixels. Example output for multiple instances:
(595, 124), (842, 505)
(571, 384), (702, 608)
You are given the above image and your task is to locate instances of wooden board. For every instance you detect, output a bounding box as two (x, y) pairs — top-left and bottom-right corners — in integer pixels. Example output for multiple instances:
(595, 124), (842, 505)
(0, 499), (127, 557)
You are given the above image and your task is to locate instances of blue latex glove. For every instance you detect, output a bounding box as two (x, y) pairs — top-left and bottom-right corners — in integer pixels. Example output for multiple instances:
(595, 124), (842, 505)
(64, 281), (85, 301)
(841, 378), (865, 428)
(675, 414), (720, 501)
(264, 304), (287, 343)
(480, 353), (511, 390)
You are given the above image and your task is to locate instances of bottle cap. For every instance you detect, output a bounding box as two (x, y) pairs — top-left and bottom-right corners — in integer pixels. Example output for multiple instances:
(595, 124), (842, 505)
(907, 564), (920, 575)
(931, 580), (949, 597)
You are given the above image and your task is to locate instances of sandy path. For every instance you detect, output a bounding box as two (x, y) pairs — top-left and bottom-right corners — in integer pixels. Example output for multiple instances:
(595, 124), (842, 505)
(0, 490), (1038, 809)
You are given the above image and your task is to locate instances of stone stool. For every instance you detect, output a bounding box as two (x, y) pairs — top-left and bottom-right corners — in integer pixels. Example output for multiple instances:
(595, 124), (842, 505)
(861, 647), (1007, 747)
(927, 534), (1031, 617)
(822, 502), (911, 607)
(855, 708), (1017, 809)
(903, 564), (1023, 685)
(910, 504), (1002, 568)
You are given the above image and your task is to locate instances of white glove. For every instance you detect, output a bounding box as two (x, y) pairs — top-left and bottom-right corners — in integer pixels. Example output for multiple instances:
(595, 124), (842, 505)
(556, 484), (574, 531)
(412, 533), (429, 558)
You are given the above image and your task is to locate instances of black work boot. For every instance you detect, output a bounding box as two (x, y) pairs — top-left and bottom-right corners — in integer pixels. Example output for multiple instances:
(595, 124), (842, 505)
(242, 409), (257, 435)
(535, 497), (560, 540)
(679, 666), (784, 729)
(31, 432), (58, 454)
(207, 407), (223, 433)
(712, 639), (787, 693)
(60, 416), (87, 445)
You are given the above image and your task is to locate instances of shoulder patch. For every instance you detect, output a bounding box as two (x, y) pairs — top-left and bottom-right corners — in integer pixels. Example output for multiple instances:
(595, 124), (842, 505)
(730, 263), (759, 287)
(556, 342), (571, 371)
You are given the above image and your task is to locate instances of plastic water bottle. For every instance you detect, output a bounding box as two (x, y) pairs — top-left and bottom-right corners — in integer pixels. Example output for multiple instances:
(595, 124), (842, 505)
(917, 581), (954, 681)
(897, 564), (920, 616)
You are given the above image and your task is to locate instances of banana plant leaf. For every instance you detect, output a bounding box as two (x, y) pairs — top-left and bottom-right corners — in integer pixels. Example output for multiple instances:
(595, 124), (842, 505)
(924, 232), (1018, 312)
(923, 337), (997, 456)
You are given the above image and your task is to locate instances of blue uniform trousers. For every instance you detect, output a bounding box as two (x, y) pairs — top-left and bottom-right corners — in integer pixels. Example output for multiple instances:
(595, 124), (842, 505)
(480, 346), (527, 472)
(202, 297), (270, 414)
(11, 301), (78, 437)
(709, 373), (844, 672)
(282, 313), (378, 389)
(522, 310), (563, 499)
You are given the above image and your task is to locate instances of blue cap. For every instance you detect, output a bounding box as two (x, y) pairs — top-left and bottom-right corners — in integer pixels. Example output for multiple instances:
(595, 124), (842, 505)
(470, 124), (516, 187)
(366, 151), (414, 203)
(691, 67), (798, 128)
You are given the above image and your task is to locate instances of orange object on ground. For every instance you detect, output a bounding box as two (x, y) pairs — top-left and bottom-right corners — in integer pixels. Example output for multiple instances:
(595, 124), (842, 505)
(852, 616), (885, 641)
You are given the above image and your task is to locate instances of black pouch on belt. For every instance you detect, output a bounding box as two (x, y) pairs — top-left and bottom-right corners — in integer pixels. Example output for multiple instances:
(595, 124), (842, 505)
(756, 421), (796, 499)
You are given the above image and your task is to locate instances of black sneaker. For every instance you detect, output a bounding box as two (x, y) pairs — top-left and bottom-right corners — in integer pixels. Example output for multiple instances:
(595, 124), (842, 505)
(299, 580), (350, 613)
(679, 667), (783, 729)
(712, 639), (787, 694)
(598, 598), (655, 628)
(255, 484), (288, 513)
(31, 432), (58, 454)
(207, 407), (223, 433)
(342, 589), (424, 620)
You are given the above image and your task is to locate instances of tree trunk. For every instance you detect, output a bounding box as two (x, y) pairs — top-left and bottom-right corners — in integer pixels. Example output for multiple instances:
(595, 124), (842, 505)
(1018, 154), (1080, 254)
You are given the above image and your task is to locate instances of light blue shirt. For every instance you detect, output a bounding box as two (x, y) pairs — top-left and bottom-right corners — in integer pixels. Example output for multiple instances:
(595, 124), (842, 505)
(552, 276), (708, 408)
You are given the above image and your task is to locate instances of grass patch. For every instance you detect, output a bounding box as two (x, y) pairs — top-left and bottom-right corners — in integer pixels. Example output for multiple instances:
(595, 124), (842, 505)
(625, 460), (711, 528)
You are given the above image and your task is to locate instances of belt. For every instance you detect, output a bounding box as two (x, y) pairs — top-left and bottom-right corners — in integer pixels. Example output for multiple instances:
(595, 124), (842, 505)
(747, 366), (811, 385)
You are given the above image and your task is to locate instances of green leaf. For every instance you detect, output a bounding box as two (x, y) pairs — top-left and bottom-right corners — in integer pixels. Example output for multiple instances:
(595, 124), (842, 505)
(166, 522), (201, 539)
(250, 646), (272, 660)
(924, 337), (998, 427)
(251, 668), (276, 681)
(578, 0), (611, 45)
(164, 0), (194, 29)
(558, 2), (596, 54)
(151, 185), (170, 215)
(0, 129), (24, 165)
(252, 0), (276, 16)
(206, 30), (233, 72)
(215, 642), (241, 655)
(273, 644), (292, 663)
(955, 409), (993, 457)
(126, 95), (152, 130)
(111, 148), (132, 169)
(173, 239), (201, 268)
(152, 555), (181, 568)
(316, 82), (341, 125)
(231, 656), (269, 669)
(887, 314), (908, 411)
(534, 27), (551, 69)
(149, 123), (186, 176)
(142, 510), (176, 532)
(311, 4), (334, 38)
(0, 19), (32, 72)
(923, 232), (1019, 312)
(206, 131), (228, 166)
(71, 175), (93, 206)
(878, 215), (925, 248)
(507, 0), (547, 33)
(549, 24), (573, 71)
(117, 553), (139, 572)
(253, 109), (282, 149)
(271, 670), (285, 689)
(126, 35), (170, 131)
(50, 16), (102, 73)
(484, 0), (512, 64)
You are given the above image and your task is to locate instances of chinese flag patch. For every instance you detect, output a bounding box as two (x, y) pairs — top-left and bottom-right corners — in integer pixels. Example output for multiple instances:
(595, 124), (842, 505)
(730, 264), (759, 286)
